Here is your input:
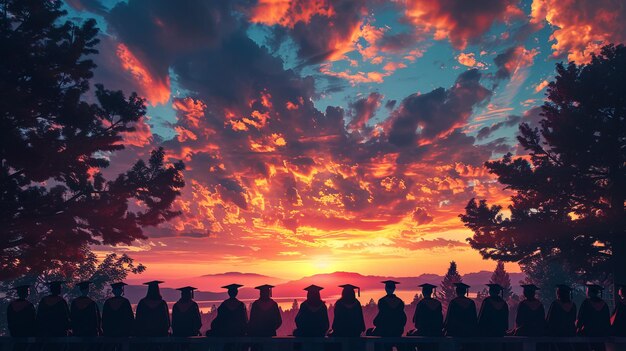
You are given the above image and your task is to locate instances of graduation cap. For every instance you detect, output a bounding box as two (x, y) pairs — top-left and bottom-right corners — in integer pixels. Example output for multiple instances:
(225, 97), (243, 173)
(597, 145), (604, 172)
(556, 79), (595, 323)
(12, 285), (30, 295)
(454, 282), (470, 289)
(419, 283), (437, 289)
(339, 284), (360, 297)
(222, 284), (243, 291)
(303, 285), (324, 292)
(110, 282), (127, 288)
(381, 280), (400, 288)
(486, 283), (503, 290)
(255, 284), (275, 297)
(521, 284), (540, 291)
(77, 281), (92, 289)
(143, 280), (165, 286)
(177, 286), (197, 297)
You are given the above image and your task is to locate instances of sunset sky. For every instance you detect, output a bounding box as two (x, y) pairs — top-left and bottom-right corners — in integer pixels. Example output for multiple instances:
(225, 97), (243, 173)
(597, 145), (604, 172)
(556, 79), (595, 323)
(64, 0), (626, 282)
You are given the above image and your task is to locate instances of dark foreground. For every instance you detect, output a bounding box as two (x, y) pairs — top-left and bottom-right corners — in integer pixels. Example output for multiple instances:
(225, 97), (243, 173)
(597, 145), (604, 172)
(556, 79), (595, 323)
(2, 336), (626, 351)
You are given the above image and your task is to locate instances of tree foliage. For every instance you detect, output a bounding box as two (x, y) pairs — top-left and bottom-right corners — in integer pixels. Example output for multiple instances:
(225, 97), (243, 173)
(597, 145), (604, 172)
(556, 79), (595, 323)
(460, 44), (626, 288)
(0, 0), (185, 280)
(489, 262), (514, 300)
(439, 261), (462, 311)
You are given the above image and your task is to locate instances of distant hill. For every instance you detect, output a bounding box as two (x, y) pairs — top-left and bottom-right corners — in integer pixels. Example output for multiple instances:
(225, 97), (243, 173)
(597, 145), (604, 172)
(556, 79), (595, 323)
(124, 270), (526, 302)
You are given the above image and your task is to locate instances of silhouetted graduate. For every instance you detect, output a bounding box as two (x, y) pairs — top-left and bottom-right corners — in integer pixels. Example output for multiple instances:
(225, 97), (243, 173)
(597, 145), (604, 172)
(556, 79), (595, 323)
(329, 284), (365, 337)
(37, 281), (70, 337)
(293, 285), (329, 337)
(7, 285), (36, 337)
(611, 284), (626, 336)
(477, 284), (509, 336)
(172, 286), (202, 337)
(70, 281), (101, 336)
(135, 281), (170, 336)
(513, 284), (545, 336)
(408, 283), (443, 336)
(102, 282), (134, 337)
(576, 284), (610, 337)
(207, 284), (248, 337)
(247, 285), (282, 337)
(443, 282), (477, 337)
(369, 280), (406, 337)
(546, 284), (577, 336)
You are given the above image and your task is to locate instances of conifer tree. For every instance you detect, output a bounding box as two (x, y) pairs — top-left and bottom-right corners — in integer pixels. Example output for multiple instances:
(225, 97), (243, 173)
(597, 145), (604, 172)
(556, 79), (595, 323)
(489, 261), (514, 300)
(439, 261), (463, 311)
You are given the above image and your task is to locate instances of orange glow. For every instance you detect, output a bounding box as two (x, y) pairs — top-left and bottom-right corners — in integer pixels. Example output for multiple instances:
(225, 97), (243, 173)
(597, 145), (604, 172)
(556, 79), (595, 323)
(249, 0), (335, 28)
(116, 44), (170, 106)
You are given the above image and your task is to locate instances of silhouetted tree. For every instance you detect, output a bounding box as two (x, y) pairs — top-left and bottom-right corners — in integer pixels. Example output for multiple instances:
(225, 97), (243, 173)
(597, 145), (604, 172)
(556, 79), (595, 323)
(460, 44), (626, 303)
(439, 261), (462, 311)
(0, 0), (185, 280)
(489, 262), (514, 300)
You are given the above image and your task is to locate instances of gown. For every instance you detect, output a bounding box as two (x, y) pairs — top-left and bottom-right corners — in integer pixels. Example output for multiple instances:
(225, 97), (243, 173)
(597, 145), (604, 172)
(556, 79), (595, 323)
(247, 299), (282, 336)
(171, 299), (202, 337)
(477, 296), (509, 336)
(546, 300), (577, 336)
(443, 296), (477, 337)
(372, 294), (407, 337)
(611, 299), (626, 336)
(36, 295), (70, 337)
(411, 298), (443, 336)
(294, 300), (329, 337)
(102, 296), (134, 337)
(576, 297), (610, 336)
(330, 298), (365, 337)
(513, 299), (546, 336)
(134, 298), (170, 336)
(208, 298), (248, 337)
(7, 298), (36, 337)
(70, 296), (101, 336)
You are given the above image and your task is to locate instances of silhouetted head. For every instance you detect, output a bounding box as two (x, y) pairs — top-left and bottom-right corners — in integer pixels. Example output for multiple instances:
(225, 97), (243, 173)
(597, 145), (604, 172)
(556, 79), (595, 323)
(521, 284), (539, 299)
(255, 284), (273, 300)
(454, 282), (470, 297)
(419, 283), (436, 298)
(382, 280), (399, 295)
(177, 286), (196, 301)
(339, 284), (359, 301)
(143, 281), (164, 300)
(13, 285), (30, 299)
(304, 285), (323, 302)
(48, 281), (64, 296)
(111, 282), (127, 297)
(585, 284), (603, 298)
(556, 284), (572, 302)
(77, 281), (91, 297)
(222, 284), (242, 299)
(487, 284), (503, 298)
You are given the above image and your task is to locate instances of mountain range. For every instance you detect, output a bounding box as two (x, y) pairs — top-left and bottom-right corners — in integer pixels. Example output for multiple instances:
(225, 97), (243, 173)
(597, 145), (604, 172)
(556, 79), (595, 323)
(123, 270), (526, 303)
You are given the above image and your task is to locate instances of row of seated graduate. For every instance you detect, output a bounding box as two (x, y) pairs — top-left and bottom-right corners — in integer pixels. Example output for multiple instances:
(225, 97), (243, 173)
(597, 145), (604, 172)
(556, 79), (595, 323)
(6, 280), (626, 338)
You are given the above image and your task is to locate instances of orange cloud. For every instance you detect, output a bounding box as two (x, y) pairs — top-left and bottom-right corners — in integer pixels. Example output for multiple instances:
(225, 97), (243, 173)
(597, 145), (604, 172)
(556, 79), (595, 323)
(404, 0), (521, 50)
(456, 53), (486, 68)
(116, 44), (170, 106)
(249, 0), (335, 28)
(534, 79), (549, 93)
(531, 0), (626, 63)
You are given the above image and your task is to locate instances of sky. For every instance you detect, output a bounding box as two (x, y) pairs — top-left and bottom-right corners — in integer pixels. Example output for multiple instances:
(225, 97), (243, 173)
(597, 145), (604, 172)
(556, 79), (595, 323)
(63, 0), (626, 282)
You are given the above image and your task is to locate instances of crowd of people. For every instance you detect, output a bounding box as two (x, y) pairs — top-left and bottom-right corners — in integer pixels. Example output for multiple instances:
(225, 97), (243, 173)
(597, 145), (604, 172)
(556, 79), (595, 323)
(5, 279), (626, 339)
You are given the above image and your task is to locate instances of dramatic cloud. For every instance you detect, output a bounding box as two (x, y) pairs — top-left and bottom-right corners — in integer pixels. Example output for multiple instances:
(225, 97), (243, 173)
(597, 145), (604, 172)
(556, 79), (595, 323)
(494, 46), (539, 80)
(348, 92), (383, 131)
(387, 69), (492, 146)
(476, 114), (522, 140)
(403, 0), (522, 49)
(531, 0), (626, 63)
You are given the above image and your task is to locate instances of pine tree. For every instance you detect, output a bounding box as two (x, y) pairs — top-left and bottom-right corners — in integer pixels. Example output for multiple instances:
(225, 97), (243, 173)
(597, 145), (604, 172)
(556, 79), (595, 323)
(291, 299), (299, 311)
(439, 261), (463, 311)
(489, 261), (514, 300)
